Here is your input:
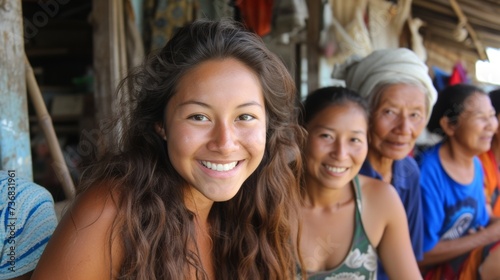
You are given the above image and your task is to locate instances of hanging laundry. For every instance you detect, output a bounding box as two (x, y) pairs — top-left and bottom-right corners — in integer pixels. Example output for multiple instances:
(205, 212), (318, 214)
(325, 0), (413, 66)
(325, 8), (373, 64)
(432, 66), (450, 93)
(271, 0), (307, 41)
(125, 0), (145, 69)
(143, 0), (198, 52)
(449, 62), (469, 85)
(199, 0), (234, 20)
(236, 0), (273, 36)
(368, 0), (412, 50)
(325, 0), (372, 65)
(407, 17), (427, 62)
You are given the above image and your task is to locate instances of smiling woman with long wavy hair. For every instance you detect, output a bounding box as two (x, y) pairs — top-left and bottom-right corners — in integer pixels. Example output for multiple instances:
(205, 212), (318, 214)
(31, 19), (306, 280)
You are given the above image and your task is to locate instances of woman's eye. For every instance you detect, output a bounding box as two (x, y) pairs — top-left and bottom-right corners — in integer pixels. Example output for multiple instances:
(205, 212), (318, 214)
(351, 138), (361, 143)
(410, 112), (422, 119)
(319, 134), (332, 139)
(189, 114), (209, 121)
(238, 114), (255, 121)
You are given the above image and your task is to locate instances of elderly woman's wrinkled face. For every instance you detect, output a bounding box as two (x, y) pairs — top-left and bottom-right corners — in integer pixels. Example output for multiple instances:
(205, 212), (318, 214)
(495, 112), (500, 140)
(370, 84), (427, 160)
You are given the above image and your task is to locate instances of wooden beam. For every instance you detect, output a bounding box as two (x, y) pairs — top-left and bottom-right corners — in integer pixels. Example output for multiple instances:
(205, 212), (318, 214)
(0, 0), (33, 179)
(413, 0), (489, 59)
(91, 0), (128, 152)
(413, 0), (453, 16)
(294, 43), (302, 99)
(306, 0), (322, 94)
(449, 0), (487, 60)
(413, 1), (499, 33)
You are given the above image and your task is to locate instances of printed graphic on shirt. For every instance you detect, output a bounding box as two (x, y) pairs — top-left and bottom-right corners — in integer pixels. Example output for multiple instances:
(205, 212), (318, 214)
(440, 197), (477, 241)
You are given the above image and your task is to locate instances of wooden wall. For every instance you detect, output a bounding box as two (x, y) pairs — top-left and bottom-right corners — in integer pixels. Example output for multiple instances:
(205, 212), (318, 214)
(424, 39), (479, 83)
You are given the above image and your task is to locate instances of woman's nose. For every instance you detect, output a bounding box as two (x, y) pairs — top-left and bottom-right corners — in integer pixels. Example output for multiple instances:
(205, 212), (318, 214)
(207, 122), (238, 154)
(395, 115), (412, 135)
(330, 140), (348, 159)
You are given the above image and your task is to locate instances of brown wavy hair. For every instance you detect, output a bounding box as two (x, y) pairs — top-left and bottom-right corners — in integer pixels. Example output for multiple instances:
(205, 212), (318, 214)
(77, 19), (306, 279)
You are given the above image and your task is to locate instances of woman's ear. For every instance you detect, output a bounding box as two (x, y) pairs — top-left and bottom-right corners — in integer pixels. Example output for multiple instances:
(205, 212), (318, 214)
(155, 123), (167, 141)
(439, 116), (455, 137)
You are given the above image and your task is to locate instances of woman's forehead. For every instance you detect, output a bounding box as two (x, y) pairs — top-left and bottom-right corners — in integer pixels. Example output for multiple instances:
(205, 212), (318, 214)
(461, 93), (492, 112)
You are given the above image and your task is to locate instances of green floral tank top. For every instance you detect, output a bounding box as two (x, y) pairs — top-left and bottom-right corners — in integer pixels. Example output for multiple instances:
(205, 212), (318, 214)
(297, 176), (378, 280)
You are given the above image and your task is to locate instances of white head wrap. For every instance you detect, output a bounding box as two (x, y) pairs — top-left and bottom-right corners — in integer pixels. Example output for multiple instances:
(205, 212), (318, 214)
(331, 48), (437, 118)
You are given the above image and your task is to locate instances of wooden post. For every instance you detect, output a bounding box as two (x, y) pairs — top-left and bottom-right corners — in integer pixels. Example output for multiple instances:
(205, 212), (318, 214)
(91, 0), (129, 152)
(295, 43), (303, 99)
(0, 0), (33, 179)
(306, 0), (322, 94)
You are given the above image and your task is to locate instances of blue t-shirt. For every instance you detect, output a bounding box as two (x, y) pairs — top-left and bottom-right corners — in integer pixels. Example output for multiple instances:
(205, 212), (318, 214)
(418, 143), (490, 252)
(0, 171), (58, 278)
(360, 156), (424, 280)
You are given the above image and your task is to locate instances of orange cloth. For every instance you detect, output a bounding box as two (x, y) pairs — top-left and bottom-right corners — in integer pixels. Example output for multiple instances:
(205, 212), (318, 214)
(236, 0), (273, 36)
(423, 242), (500, 280)
(478, 150), (500, 217)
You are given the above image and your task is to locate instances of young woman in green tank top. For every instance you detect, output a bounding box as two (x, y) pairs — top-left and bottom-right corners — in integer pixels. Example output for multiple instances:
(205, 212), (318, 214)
(297, 87), (422, 280)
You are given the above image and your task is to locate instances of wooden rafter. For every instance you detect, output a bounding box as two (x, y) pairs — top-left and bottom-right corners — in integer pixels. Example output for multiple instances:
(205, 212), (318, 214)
(412, 0), (500, 56)
(449, 0), (487, 60)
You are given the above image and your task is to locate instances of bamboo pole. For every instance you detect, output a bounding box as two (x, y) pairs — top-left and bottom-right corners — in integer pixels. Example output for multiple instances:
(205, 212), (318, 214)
(24, 55), (76, 199)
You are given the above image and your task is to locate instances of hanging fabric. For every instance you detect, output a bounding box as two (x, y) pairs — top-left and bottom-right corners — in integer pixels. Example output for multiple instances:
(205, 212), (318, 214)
(199, 0), (234, 19)
(368, 0), (411, 50)
(407, 17), (427, 61)
(432, 66), (450, 93)
(449, 62), (469, 85)
(143, 0), (198, 53)
(325, 0), (414, 65)
(236, 0), (273, 36)
(325, 0), (371, 65)
(125, 0), (145, 69)
(271, 0), (308, 41)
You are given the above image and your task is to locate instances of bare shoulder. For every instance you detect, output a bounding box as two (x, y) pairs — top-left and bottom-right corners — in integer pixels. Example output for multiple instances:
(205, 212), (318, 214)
(358, 175), (405, 222)
(31, 182), (124, 280)
(69, 182), (122, 229)
(356, 175), (407, 248)
(357, 175), (401, 204)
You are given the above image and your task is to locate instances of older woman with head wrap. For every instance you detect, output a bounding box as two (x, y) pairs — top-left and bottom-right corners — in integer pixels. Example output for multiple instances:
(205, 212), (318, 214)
(332, 48), (437, 280)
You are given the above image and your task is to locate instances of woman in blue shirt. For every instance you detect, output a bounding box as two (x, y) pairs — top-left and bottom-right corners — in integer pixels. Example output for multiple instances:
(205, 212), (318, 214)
(418, 84), (500, 279)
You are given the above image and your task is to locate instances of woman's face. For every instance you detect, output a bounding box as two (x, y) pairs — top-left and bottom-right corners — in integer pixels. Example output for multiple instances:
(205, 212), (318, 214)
(305, 102), (368, 190)
(160, 58), (267, 203)
(447, 93), (498, 155)
(370, 84), (427, 160)
(495, 112), (500, 141)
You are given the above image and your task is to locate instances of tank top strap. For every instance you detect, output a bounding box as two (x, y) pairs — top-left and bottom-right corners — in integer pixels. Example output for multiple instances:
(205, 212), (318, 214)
(353, 175), (362, 213)
(296, 175), (379, 279)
